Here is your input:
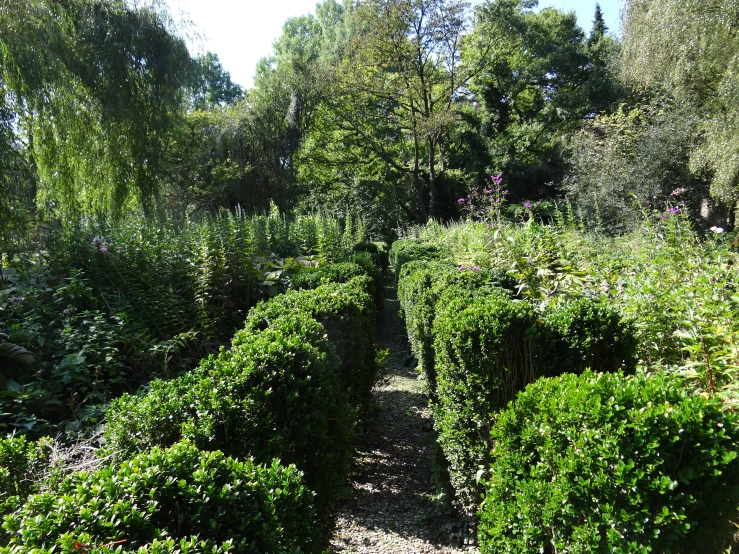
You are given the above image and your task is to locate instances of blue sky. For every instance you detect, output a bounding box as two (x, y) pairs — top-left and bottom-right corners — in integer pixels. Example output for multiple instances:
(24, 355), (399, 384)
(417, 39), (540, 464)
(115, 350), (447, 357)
(167, 0), (622, 89)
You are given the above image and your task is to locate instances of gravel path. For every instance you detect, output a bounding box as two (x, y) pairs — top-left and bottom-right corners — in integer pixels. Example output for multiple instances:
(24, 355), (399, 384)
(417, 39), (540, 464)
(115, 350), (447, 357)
(330, 280), (477, 554)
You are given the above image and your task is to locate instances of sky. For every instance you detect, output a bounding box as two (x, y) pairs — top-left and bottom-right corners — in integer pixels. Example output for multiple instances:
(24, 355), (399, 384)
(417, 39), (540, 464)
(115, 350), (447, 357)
(167, 0), (622, 90)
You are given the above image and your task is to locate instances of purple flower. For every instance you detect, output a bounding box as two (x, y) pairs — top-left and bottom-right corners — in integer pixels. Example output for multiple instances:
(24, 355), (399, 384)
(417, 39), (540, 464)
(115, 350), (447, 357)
(484, 189), (492, 195)
(100, 246), (108, 253)
(667, 207), (680, 215)
(458, 198), (465, 204)
(523, 201), (533, 209)
(92, 237), (101, 245)
(502, 189), (508, 195)
(491, 174), (503, 186)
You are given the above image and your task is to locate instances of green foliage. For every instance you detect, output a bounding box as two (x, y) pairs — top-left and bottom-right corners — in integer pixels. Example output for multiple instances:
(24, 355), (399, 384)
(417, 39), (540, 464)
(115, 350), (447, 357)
(389, 239), (444, 279)
(479, 370), (739, 553)
(432, 285), (536, 511)
(2, 441), (319, 553)
(0, 436), (52, 516)
(539, 298), (637, 377)
(353, 241), (389, 275)
(244, 277), (377, 409)
(105, 315), (352, 525)
(290, 262), (367, 291)
(397, 260), (517, 394)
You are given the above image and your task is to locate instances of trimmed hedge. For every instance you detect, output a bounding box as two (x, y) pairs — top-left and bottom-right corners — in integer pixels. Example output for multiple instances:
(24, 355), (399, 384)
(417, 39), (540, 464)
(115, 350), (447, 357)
(290, 262), (367, 291)
(389, 239), (443, 280)
(480, 370), (739, 553)
(353, 241), (389, 275)
(2, 441), (319, 553)
(105, 314), (352, 523)
(244, 276), (377, 409)
(397, 260), (517, 395)
(431, 286), (637, 512)
(432, 285), (536, 511)
(539, 298), (637, 377)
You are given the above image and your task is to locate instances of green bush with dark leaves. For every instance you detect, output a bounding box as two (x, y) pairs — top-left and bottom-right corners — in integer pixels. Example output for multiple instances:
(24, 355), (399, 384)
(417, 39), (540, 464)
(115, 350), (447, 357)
(105, 315), (352, 524)
(289, 262), (367, 291)
(432, 286), (637, 512)
(479, 370), (739, 554)
(397, 260), (518, 394)
(2, 441), (319, 553)
(389, 239), (443, 280)
(432, 285), (536, 511)
(244, 276), (377, 408)
(353, 241), (389, 275)
(539, 298), (637, 377)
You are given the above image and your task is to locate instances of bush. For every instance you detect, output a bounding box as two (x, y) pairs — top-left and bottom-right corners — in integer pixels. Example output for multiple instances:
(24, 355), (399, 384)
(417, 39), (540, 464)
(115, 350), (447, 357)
(105, 315), (352, 524)
(397, 260), (518, 394)
(244, 277), (377, 408)
(432, 289), (636, 513)
(2, 441), (319, 553)
(349, 251), (383, 304)
(539, 298), (637, 377)
(0, 435), (53, 517)
(353, 241), (389, 274)
(479, 370), (739, 554)
(432, 285), (536, 511)
(290, 262), (367, 291)
(389, 239), (443, 280)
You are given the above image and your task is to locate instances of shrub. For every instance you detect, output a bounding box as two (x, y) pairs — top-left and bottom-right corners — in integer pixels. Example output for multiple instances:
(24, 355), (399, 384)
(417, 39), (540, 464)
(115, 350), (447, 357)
(0, 436), (53, 518)
(389, 239), (443, 280)
(479, 370), (739, 554)
(539, 298), (637, 377)
(349, 251), (383, 304)
(105, 315), (352, 524)
(397, 260), (518, 394)
(289, 262), (367, 291)
(432, 286), (536, 511)
(353, 241), (389, 274)
(243, 277), (377, 408)
(2, 441), (319, 553)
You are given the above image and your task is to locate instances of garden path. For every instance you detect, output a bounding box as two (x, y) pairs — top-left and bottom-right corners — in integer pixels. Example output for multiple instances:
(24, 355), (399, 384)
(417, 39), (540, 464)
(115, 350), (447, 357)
(330, 279), (476, 554)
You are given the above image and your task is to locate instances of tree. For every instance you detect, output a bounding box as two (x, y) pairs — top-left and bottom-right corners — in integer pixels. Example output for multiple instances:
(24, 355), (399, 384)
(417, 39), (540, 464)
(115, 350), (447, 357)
(621, 0), (739, 209)
(190, 52), (244, 110)
(0, 0), (191, 219)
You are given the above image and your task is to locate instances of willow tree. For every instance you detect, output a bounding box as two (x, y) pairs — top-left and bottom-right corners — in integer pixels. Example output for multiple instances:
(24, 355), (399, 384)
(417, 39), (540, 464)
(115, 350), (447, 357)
(0, 0), (191, 221)
(621, 0), (739, 209)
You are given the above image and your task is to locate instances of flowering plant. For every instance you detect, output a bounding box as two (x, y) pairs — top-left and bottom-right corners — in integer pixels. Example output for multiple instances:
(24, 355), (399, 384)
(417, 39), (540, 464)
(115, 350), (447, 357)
(458, 174), (508, 226)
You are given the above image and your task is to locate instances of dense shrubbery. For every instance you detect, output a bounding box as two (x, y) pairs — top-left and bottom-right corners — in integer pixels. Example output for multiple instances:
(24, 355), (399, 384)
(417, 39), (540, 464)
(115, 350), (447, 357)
(394, 246), (637, 513)
(245, 276), (377, 409)
(0, 436), (52, 517)
(389, 239), (444, 281)
(0, 211), (365, 436)
(479, 370), (739, 553)
(2, 441), (319, 553)
(105, 315), (352, 523)
(397, 260), (517, 394)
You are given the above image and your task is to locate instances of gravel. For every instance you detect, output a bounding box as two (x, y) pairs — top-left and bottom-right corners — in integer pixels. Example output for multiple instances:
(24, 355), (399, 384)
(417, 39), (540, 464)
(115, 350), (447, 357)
(330, 281), (478, 554)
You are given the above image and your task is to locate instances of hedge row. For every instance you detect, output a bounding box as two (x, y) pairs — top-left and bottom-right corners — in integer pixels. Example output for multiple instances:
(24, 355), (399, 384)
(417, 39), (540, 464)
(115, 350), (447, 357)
(2, 441), (317, 553)
(395, 244), (739, 551)
(395, 255), (637, 513)
(389, 239), (444, 282)
(3, 260), (381, 552)
(480, 370), (739, 553)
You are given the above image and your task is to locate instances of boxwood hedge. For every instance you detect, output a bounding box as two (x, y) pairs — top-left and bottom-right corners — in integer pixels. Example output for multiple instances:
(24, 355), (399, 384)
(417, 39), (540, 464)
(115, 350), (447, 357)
(479, 370), (739, 554)
(243, 276), (377, 408)
(397, 260), (518, 395)
(389, 239), (443, 281)
(2, 441), (319, 553)
(432, 286), (637, 513)
(105, 314), (352, 523)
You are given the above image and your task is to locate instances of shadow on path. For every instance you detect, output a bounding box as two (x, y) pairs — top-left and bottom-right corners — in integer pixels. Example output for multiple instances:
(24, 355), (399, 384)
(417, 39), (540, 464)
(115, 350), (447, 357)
(330, 280), (472, 554)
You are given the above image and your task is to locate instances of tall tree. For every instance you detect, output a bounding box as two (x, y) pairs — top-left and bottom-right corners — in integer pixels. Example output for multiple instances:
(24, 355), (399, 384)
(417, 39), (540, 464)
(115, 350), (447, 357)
(621, 0), (739, 209)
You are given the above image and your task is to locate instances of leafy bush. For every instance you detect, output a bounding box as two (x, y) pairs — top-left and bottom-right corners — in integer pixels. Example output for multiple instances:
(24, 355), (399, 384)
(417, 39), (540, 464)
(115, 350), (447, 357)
(479, 370), (739, 554)
(432, 285), (536, 511)
(244, 276), (377, 408)
(290, 262), (367, 291)
(389, 239), (443, 280)
(539, 298), (637, 377)
(353, 241), (389, 274)
(397, 260), (517, 394)
(105, 315), (352, 523)
(0, 435), (52, 517)
(2, 441), (320, 553)
(432, 287), (636, 512)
